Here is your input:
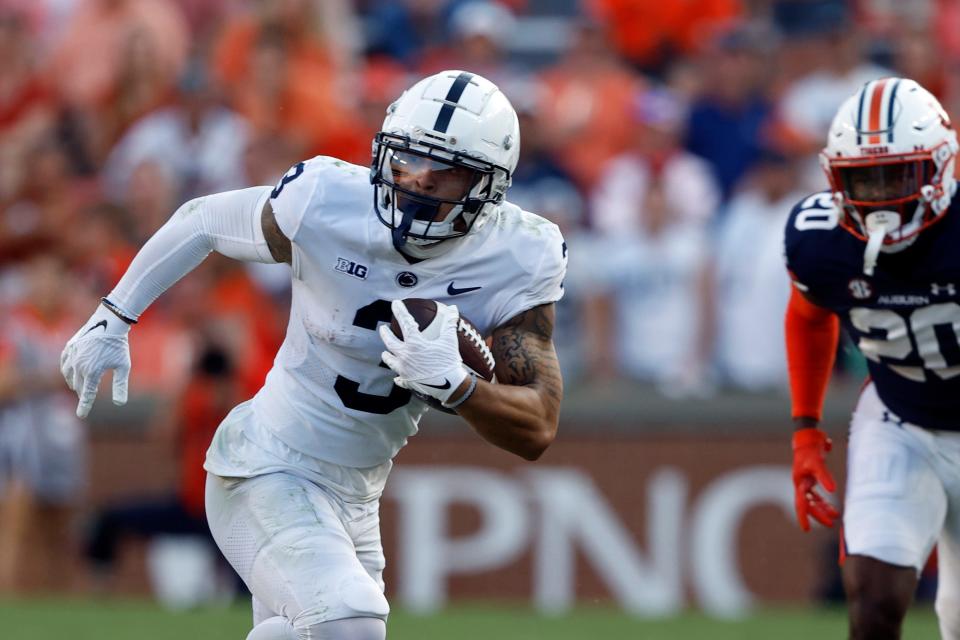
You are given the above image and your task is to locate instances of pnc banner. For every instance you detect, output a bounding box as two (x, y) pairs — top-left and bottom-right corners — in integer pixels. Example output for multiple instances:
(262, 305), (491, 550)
(380, 434), (840, 617)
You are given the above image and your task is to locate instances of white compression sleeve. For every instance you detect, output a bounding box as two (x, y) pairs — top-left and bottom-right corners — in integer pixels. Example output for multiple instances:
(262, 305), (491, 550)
(107, 186), (276, 320)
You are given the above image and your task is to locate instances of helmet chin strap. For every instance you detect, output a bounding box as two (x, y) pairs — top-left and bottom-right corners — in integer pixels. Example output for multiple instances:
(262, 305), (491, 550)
(391, 198), (443, 251)
(862, 210), (900, 276)
(389, 199), (464, 258)
(392, 208), (414, 250)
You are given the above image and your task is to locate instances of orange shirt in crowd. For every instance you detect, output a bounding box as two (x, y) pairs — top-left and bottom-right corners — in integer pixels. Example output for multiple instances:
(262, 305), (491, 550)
(176, 376), (236, 517)
(213, 18), (356, 156)
(0, 76), (51, 132)
(537, 65), (643, 190)
(214, 17), (333, 88)
(127, 313), (193, 394)
(47, 0), (189, 109)
(205, 268), (284, 398)
(586, 0), (742, 68)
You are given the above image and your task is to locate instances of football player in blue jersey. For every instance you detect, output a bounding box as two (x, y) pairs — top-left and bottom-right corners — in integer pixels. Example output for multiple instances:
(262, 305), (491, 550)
(784, 77), (960, 639)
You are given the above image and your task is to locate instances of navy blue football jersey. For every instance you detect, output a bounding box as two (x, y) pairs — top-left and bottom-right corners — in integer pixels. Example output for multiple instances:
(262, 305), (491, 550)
(784, 191), (960, 431)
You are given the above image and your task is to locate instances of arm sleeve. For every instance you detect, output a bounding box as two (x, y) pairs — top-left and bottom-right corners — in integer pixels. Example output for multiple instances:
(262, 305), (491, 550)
(107, 186), (276, 320)
(785, 286), (840, 421)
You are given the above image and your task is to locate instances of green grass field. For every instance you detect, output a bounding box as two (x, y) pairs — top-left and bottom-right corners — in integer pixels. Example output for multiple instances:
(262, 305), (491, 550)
(0, 599), (941, 639)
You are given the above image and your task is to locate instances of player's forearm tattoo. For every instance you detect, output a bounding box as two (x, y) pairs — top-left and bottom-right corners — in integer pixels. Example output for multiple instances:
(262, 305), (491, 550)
(492, 304), (563, 401)
(261, 201), (292, 264)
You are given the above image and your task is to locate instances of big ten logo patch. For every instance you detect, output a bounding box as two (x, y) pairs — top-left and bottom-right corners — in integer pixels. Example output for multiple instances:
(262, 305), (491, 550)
(335, 257), (368, 280)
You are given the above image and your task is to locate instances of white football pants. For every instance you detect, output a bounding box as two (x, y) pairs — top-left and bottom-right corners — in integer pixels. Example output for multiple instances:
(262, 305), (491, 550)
(205, 472), (389, 634)
(844, 383), (960, 639)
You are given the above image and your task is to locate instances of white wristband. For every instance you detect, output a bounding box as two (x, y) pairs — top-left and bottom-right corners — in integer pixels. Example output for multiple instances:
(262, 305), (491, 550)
(441, 374), (478, 411)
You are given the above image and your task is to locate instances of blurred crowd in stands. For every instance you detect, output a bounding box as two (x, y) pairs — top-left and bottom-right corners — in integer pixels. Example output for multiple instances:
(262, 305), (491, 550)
(0, 0), (959, 594)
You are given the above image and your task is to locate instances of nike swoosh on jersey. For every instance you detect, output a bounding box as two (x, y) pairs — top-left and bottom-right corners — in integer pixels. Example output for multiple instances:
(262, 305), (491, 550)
(447, 283), (482, 296)
(82, 320), (108, 336)
(421, 379), (451, 390)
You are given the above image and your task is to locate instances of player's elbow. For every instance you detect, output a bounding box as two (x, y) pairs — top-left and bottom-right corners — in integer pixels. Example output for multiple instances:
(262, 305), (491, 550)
(519, 419), (558, 461)
(520, 440), (549, 461)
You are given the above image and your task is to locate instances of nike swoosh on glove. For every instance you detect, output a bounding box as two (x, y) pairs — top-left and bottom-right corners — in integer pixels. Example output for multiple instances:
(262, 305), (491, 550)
(379, 300), (469, 406)
(60, 304), (132, 418)
(792, 427), (840, 531)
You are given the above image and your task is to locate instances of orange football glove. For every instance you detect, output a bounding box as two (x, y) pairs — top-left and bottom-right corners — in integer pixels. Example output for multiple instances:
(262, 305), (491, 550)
(791, 427), (839, 532)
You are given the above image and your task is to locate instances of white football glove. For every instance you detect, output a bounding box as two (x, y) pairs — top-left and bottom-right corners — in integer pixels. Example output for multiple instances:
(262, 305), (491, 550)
(379, 300), (469, 405)
(60, 304), (132, 418)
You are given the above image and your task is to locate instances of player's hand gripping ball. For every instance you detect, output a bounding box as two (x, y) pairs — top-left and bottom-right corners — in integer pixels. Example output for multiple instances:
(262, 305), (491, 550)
(379, 299), (494, 413)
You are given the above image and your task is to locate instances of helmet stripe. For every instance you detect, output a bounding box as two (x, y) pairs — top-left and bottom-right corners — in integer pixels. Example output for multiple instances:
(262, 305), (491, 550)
(886, 78), (900, 143)
(867, 78), (889, 144)
(433, 72), (475, 133)
(855, 82), (868, 145)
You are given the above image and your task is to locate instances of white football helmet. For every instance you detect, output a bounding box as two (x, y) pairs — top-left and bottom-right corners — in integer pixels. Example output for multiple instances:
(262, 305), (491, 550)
(821, 77), (958, 274)
(371, 70), (520, 255)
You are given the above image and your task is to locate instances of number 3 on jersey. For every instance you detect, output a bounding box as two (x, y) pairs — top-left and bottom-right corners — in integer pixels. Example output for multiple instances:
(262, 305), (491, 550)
(334, 299), (412, 414)
(271, 162), (305, 199)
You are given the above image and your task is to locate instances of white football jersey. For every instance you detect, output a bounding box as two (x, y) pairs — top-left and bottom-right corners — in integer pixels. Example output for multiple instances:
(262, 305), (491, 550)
(206, 156), (566, 472)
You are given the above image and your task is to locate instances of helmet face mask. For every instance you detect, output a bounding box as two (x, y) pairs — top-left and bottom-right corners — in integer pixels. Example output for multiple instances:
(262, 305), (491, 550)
(834, 156), (932, 206)
(822, 78), (959, 250)
(826, 150), (939, 244)
(372, 132), (502, 248)
(370, 70), (520, 254)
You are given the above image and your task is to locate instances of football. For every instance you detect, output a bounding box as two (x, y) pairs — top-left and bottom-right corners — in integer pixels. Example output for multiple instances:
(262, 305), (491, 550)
(390, 298), (496, 413)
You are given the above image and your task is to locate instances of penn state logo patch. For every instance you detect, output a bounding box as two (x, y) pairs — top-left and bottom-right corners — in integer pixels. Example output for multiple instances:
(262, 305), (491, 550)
(848, 278), (873, 300)
(396, 271), (418, 288)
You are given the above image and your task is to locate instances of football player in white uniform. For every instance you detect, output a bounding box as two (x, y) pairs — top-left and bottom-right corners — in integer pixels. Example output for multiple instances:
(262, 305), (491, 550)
(60, 71), (566, 640)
